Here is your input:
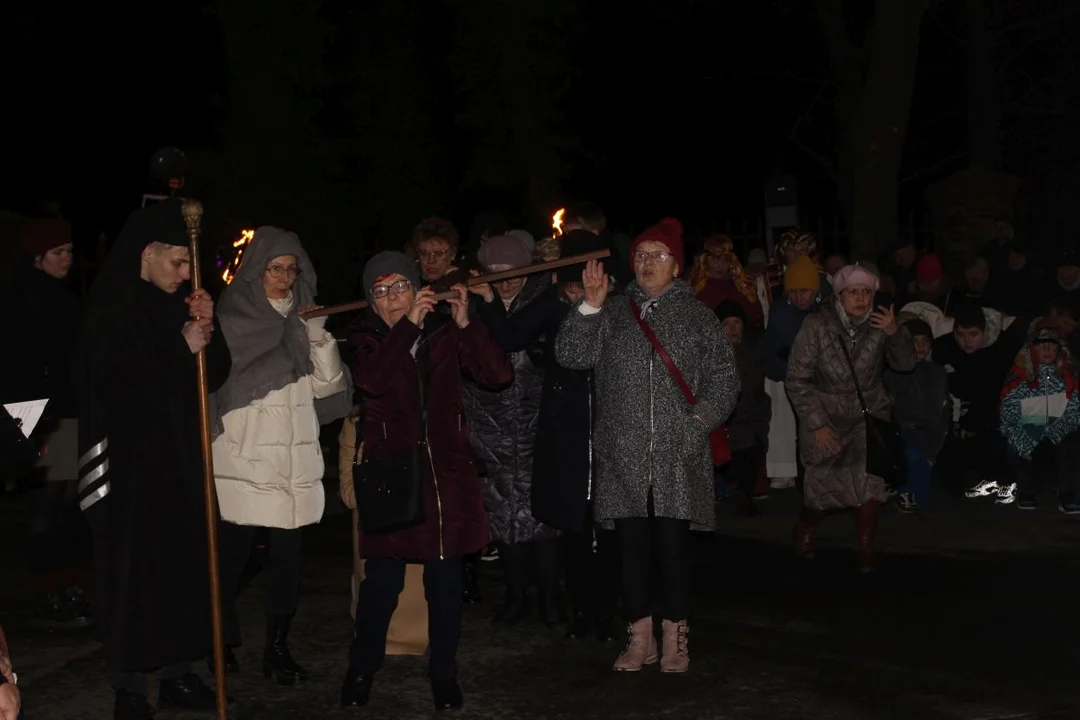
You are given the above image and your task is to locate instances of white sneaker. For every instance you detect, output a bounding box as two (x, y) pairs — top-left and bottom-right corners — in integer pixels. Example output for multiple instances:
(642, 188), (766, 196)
(897, 492), (917, 513)
(769, 477), (796, 490)
(965, 479), (1000, 498)
(993, 483), (1017, 505)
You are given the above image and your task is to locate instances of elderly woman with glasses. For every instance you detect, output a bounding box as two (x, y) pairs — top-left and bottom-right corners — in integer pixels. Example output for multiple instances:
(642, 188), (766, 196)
(556, 218), (740, 674)
(341, 251), (512, 711)
(464, 235), (563, 626)
(211, 227), (352, 684)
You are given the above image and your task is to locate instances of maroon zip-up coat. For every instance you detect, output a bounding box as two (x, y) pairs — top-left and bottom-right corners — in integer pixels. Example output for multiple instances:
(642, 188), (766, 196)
(350, 311), (513, 560)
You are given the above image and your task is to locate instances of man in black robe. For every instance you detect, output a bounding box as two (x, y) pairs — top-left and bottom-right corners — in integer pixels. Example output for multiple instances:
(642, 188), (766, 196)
(76, 199), (231, 720)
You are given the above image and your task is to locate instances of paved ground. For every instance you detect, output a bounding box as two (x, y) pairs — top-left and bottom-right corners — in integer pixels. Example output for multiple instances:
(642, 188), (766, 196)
(4, 481), (1080, 719)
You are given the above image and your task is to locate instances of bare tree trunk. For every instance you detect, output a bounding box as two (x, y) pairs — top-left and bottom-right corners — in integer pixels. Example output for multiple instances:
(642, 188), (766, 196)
(844, 0), (929, 260)
(966, 0), (1004, 167)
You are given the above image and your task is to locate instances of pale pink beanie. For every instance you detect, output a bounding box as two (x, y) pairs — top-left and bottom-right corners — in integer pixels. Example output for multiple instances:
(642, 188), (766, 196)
(831, 263), (880, 293)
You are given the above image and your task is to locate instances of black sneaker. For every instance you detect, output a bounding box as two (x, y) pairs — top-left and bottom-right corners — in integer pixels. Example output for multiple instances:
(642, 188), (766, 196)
(114, 689), (155, 720)
(158, 672), (216, 712)
(1017, 495), (1037, 510)
(1058, 494), (1080, 515)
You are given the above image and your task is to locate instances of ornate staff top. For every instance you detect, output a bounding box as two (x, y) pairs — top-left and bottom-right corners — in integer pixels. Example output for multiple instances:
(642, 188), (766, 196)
(182, 198), (204, 239)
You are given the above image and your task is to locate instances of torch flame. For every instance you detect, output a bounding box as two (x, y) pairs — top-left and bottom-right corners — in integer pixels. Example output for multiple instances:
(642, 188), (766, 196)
(222, 229), (255, 284)
(552, 208), (566, 238)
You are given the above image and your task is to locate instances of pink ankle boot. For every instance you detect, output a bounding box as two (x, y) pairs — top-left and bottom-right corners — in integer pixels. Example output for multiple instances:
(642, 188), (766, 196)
(660, 619), (689, 673)
(613, 617), (658, 671)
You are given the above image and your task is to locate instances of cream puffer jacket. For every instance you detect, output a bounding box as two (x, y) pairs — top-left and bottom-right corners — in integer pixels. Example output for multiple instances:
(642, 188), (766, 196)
(213, 320), (347, 530)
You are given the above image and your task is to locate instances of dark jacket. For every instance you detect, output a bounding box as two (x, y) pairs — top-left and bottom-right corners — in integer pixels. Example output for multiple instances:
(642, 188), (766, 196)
(933, 318), (1029, 435)
(2, 264), (79, 419)
(885, 361), (950, 459)
(86, 280), (232, 672)
(349, 312), (513, 560)
(477, 284), (592, 533)
(728, 335), (771, 451)
(763, 297), (819, 382)
(463, 276), (551, 545)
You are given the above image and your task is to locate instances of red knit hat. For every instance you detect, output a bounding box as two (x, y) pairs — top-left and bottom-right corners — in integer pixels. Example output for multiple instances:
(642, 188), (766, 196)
(19, 217), (72, 257)
(916, 254), (943, 282)
(629, 218), (684, 272)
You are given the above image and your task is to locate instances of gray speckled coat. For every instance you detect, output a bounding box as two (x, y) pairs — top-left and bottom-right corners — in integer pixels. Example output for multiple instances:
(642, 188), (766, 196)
(785, 301), (916, 510)
(555, 280), (740, 531)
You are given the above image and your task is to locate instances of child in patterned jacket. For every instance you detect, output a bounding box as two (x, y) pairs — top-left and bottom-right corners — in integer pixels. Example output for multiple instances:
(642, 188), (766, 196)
(999, 326), (1080, 513)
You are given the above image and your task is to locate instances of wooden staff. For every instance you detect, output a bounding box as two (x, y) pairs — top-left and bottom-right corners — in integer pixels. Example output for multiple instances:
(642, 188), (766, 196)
(181, 198), (228, 720)
(301, 248), (611, 319)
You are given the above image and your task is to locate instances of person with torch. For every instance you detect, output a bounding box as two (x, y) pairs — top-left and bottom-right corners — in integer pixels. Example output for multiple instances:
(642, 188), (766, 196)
(76, 198), (232, 719)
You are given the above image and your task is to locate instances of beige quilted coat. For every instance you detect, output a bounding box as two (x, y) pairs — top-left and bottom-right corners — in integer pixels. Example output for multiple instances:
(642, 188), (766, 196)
(785, 301), (915, 510)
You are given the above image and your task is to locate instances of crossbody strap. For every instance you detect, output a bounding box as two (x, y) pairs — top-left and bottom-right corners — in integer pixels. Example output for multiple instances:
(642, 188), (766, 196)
(628, 300), (696, 406)
(835, 334), (870, 416)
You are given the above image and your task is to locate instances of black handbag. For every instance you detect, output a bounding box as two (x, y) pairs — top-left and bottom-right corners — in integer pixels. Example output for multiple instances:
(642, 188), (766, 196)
(352, 341), (428, 535)
(836, 335), (907, 490)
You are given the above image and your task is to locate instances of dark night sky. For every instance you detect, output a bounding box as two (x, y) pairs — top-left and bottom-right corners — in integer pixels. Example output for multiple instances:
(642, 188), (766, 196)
(1, 2), (844, 238)
(4, 0), (1074, 264)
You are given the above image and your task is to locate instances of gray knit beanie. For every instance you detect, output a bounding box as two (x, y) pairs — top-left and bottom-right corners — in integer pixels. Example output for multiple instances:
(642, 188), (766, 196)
(362, 251), (420, 304)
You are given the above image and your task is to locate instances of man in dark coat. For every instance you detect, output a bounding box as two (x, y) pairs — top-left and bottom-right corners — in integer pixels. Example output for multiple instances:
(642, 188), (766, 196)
(77, 199), (232, 720)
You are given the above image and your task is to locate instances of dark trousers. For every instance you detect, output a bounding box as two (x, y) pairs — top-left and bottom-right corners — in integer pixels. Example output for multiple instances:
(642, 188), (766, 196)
(218, 522), (304, 647)
(349, 556), (463, 681)
(109, 662), (190, 696)
(728, 444), (766, 496)
(1008, 430), (1080, 499)
(561, 507), (619, 618)
(29, 478), (86, 593)
(498, 538), (561, 591)
(615, 515), (691, 622)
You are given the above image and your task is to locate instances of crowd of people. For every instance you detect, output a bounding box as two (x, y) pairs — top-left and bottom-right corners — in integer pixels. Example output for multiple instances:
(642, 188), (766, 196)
(3, 199), (1079, 719)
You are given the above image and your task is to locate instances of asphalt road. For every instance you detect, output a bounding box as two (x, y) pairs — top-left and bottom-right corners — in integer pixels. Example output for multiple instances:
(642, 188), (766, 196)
(3, 484), (1079, 720)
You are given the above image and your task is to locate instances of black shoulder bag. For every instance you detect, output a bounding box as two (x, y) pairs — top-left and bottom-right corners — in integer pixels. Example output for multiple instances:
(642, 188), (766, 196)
(836, 335), (907, 490)
(352, 338), (428, 535)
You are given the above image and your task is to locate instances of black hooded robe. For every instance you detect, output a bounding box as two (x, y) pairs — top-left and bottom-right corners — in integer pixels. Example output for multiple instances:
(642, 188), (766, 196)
(78, 199), (231, 672)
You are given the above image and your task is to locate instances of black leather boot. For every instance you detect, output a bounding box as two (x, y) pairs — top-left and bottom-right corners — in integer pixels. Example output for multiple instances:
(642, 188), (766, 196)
(534, 539), (567, 628)
(492, 586), (530, 625)
(536, 588), (568, 628)
(157, 672), (216, 712)
(594, 614), (615, 643)
(207, 645), (240, 675)
(492, 543), (530, 625)
(565, 611), (592, 639)
(340, 670), (375, 707)
(113, 689), (155, 720)
(432, 678), (463, 711)
(264, 615), (309, 685)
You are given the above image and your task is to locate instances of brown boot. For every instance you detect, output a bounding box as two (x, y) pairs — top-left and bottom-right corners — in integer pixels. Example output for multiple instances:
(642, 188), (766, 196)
(793, 507), (823, 559)
(856, 500), (880, 573)
(659, 619), (689, 673)
(613, 617), (658, 672)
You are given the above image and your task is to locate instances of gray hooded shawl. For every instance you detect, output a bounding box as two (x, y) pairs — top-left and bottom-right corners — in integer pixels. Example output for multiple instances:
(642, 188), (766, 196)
(211, 226), (352, 437)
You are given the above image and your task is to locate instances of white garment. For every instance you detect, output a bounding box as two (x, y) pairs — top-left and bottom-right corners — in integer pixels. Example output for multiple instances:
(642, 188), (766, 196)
(213, 293), (347, 529)
(765, 378), (798, 478)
